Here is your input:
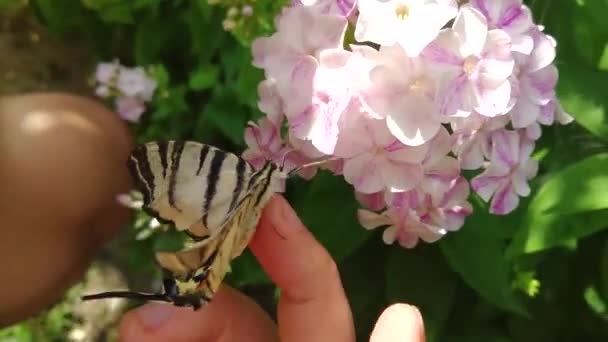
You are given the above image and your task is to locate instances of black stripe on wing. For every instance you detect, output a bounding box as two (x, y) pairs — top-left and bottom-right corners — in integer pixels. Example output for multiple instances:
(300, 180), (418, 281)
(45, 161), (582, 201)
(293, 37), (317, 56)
(202, 150), (227, 226)
(168, 141), (186, 210)
(228, 158), (248, 213)
(196, 145), (210, 176)
(254, 163), (277, 207)
(158, 142), (169, 178)
(127, 145), (156, 205)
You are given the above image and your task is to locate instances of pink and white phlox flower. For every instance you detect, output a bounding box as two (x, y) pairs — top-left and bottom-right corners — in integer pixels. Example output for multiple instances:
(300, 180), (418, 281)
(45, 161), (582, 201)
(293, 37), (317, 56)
(361, 44), (442, 146)
(416, 175), (473, 232)
(509, 28), (570, 129)
(335, 116), (428, 194)
(285, 48), (376, 155)
(116, 67), (157, 101)
(355, 0), (458, 57)
(252, 5), (347, 93)
(257, 79), (284, 125)
(355, 191), (387, 211)
(358, 207), (447, 248)
(471, 130), (538, 215)
(451, 113), (510, 169)
(467, 0), (534, 54)
(242, 117), (284, 170)
(95, 62), (119, 84)
(115, 96), (146, 123)
(423, 7), (514, 118)
(292, 0), (358, 17)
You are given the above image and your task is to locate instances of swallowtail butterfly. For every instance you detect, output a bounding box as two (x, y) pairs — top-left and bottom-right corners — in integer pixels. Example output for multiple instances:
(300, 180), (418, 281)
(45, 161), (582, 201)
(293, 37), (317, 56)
(82, 141), (291, 309)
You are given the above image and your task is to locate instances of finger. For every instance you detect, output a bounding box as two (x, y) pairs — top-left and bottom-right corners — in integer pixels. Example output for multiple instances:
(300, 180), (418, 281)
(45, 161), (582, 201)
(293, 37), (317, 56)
(369, 304), (425, 342)
(119, 286), (279, 342)
(249, 195), (355, 342)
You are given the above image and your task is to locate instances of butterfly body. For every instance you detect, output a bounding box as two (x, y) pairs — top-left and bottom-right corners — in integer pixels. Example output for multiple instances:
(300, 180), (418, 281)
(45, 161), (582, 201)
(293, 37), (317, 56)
(83, 141), (283, 309)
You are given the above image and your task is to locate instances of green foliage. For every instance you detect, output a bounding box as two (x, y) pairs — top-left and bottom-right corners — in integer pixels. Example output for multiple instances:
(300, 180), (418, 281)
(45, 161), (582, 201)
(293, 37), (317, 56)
(2, 0), (607, 340)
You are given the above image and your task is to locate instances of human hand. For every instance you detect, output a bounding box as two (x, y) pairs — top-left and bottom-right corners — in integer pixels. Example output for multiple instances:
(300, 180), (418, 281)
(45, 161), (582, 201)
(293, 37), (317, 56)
(119, 195), (426, 342)
(0, 93), (132, 326)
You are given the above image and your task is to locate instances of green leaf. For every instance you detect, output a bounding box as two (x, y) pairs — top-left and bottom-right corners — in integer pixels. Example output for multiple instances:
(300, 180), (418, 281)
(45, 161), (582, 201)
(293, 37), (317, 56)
(289, 171), (372, 261)
(189, 65), (220, 91)
(225, 250), (271, 287)
(339, 235), (389, 340)
(440, 222), (526, 315)
(97, 3), (133, 24)
(135, 16), (187, 65)
(32, 0), (83, 34)
(199, 95), (249, 146)
(386, 245), (458, 341)
(508, 153), (608, 255)
(557, 62), (608, 141)
(529, 153), (608, 215)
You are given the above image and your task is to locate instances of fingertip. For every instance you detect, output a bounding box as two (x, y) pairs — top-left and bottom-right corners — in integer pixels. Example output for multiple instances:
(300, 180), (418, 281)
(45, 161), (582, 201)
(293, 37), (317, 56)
(118, 287), (278, 342)
(370, 304), (425, 342)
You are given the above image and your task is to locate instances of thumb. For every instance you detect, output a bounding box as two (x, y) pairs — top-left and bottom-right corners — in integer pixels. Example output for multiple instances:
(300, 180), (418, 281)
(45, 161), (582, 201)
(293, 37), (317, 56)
(370, 304), (425, 342)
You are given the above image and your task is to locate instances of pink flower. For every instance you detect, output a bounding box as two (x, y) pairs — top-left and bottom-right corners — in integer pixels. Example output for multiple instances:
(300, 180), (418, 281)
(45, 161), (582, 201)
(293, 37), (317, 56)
(251, 5), (347, 93)
(285, 48), (376, 154)
(451, 113), (510, 169)
(509, 29), (563, 129)
(355, 0), (458, 57)
(335, 115), (428, 194)
(358, 207), (446, 248)
(471, 130), (538, 215)
(115, 96), (146, 123)
(361, 44), (442, 146)
(416, 176), (473, 232)
(293, 0), (357, 16)
(95, 62), (119, 84)
(257, 79), (284, 125)
(242, 118), (284, 170)
(467, 0), (534, 54)
(423, 7), (515, 117)
(117, 67), (157, 101)
(355, 191), (387, 211)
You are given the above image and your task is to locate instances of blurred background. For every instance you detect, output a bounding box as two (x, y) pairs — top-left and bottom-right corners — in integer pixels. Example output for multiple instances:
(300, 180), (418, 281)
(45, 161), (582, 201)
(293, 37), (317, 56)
(1, 0), (607, 341)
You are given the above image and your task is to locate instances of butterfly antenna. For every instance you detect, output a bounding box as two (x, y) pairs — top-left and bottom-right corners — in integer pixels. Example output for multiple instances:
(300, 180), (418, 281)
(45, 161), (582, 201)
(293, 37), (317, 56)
(287, 158), (336, 177)
(82, 291), (171, 303)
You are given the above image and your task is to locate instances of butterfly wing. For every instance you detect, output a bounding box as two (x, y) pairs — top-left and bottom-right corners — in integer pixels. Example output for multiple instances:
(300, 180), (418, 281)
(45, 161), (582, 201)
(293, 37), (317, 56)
(154, 161), (279, 306)
(127, 141), (256, 239)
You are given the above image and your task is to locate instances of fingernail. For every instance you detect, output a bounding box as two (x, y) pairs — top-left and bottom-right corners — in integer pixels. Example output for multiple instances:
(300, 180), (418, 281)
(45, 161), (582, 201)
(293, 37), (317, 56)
(277, 196), (305, 233)
(136, 303), (173, 330)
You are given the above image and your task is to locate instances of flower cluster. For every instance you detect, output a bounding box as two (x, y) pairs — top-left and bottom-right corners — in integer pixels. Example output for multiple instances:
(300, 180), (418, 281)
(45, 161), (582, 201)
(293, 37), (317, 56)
(244, 0), (573, 248)
(94, 61), (157, 123)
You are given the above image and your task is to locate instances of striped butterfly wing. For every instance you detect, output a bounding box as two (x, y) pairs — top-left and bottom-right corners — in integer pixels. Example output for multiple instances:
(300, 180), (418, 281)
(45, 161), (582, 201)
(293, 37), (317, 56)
(128, 141), (257, 239)
(83, 142), (281, 309)
(154, 162), (279, 305)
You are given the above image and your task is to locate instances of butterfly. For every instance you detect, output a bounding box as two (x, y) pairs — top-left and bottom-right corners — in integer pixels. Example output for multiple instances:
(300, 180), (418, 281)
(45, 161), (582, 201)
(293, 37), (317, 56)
(82, 140), (291, 309)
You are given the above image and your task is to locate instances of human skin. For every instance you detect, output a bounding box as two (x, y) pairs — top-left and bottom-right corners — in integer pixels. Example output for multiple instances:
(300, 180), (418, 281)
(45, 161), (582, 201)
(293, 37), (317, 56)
(0, 93), (426, 341)
(0, 93), (133, 326)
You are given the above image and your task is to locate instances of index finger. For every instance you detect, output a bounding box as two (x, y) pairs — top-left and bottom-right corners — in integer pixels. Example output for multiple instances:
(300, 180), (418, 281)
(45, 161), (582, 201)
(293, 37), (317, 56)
(249, 195), (355, 342)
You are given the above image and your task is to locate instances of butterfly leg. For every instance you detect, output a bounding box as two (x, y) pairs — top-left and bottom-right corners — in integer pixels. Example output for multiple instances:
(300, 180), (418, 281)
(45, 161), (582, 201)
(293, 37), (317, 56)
(161, 276), (207, 310)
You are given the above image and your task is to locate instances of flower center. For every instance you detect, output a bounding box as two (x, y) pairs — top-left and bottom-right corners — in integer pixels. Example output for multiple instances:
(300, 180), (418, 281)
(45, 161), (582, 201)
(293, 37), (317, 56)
(395, 3), (410, 20)
(463, 56), (480, 77)
(409, 77), (432, 97)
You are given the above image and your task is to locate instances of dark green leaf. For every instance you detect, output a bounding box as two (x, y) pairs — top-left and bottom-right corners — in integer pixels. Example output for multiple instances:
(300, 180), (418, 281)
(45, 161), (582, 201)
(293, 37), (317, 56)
(200, 95), (249, 146)
(189, 65), (220, 91)
(440, 220), (526, 315)
(508, 154), (608, 255)
(339, 234), (388, 340)
(289, 171), (372, 261)
(226, 250), (271, 287)
(386, 245), (458, 341)
(529, 153), (608, 215)
(557, 63), (608, 141)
